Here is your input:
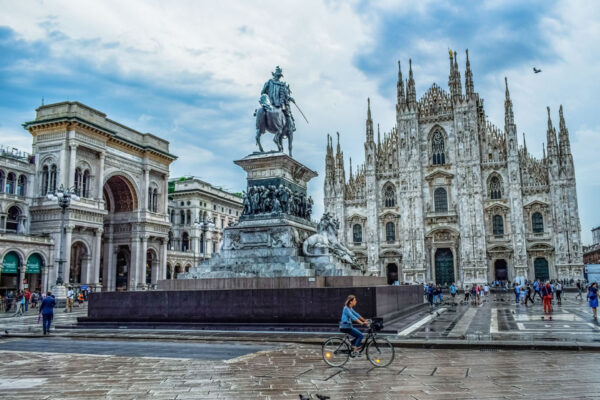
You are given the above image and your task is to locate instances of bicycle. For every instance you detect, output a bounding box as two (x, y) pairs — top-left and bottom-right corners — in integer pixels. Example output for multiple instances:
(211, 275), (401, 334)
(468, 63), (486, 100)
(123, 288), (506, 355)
(321, 318), (395, 368)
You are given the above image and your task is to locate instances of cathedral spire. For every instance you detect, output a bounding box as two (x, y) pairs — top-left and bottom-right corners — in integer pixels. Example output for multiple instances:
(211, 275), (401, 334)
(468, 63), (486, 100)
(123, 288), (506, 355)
(522, 132), (527, 154)
(349, 157), (353, 181)
(366, 98), (375, 143)
(465, 49), (474, 97)
(396, 61), (405, 109)
(558, 104), (571, 155)
(546, 106), (558, 156)
(454, 51), (462, 96)
(377, 123), (381, 149)
(406, 59), (416, 109)
(504, 77), (515, 132)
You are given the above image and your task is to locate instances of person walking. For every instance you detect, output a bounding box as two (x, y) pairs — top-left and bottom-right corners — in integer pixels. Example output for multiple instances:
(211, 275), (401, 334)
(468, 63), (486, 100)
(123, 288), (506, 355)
(449, 283), (457, 304)
(13, 291), (25, 316)
(541, 282), (553, 314)
(39, 291), (56, 335)
(65, 287), (74, 313)
(587, 282), (598, 320)
(5, 291), (13, 312)
(555, 282), (563, 305)
(576, 281), (583, 300)
(532, 280), (541, 302)
(524, 284), (534, 306)
(24, 289), (31, 312)
(464, 285), (471, 303)
(514, 284), (521, 305)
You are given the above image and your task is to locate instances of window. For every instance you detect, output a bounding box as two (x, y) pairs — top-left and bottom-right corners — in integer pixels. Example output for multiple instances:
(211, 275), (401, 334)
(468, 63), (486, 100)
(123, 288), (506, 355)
(385, 222), (396, 242)
(82, 170), (90, 198)
(49, 165), (57, 193)
(492, 215), (504, 235)
(6, 206), (20, 232)
(532, 212), (544, 233)
(170, 209), (175, 223)
(6, 172), (15, 194)
(489, 176), (502, 199)
(74, 168), (82, 195)
(432, 131), (446, 165)
(181, 232), (189, 251)
(17, 175), (26, 196)
(384, 185), (395, 207)
(152, 189), (158, 212)
(434, 187), (448, 212)
(180, 210), (185, 225)
(148, 188), (153, 210)
(221, 218), (225, 228)
(353, 224), (362, 244)
(0, 170), (5, 193)
(186, 210), (192, 225)
(212, 242), (217, 253)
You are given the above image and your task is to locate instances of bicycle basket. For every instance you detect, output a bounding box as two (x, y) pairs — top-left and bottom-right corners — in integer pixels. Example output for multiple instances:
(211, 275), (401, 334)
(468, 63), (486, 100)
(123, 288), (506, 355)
(372, 317), (384, 331)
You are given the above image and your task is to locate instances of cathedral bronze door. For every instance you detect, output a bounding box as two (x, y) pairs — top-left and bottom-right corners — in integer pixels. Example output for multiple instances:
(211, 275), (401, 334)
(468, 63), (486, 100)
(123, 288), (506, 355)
(534, 258), (549, 281)
(435, 248), (454, 285)
(386, 263), (398, 285)
(494, 259), (508, 281)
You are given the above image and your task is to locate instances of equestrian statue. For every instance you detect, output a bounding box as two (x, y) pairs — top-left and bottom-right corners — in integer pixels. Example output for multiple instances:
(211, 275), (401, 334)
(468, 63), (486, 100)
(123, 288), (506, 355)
(255, 66), (307, 157)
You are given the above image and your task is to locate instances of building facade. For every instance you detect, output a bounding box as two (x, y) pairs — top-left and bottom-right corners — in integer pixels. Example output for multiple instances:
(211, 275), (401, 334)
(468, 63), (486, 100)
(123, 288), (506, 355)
(0, 102), (176, 292)
(166, 177), (243, 278)
(324, 51), (583, 285)
(0, 146), (54, 294)
(583, 227), (600, 265)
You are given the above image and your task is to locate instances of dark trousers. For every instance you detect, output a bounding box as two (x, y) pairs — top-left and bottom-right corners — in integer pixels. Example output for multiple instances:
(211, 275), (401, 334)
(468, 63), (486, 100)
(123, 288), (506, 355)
(340, 327), (364, 348)
(42, 314), (53, 333)
(556, 291), (562, 304)
(525, 293), (534, 305)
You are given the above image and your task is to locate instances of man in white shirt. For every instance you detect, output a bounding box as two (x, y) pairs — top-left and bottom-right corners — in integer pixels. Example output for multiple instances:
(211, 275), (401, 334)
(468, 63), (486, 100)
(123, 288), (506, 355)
(65, 287), (74, 313)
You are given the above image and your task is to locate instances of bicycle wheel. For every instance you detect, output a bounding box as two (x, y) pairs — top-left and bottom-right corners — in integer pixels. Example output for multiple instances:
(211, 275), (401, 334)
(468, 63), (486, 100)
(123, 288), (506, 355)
(366, 336), (395, 367)
(322, 337), (350, 367)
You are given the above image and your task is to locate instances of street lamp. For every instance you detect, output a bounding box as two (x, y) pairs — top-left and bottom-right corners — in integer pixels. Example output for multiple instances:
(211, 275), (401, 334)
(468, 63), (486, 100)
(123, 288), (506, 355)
(47, 184), (80, 287)
(193, 218), (214, 266)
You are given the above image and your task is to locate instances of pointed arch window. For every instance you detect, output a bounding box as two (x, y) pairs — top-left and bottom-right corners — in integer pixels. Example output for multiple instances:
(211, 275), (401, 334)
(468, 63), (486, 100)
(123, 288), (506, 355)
(492, 215), (504, 236)
(434, 187), (448, 212)
(385, 221), (396, 242)
(489, 175), (502, 199)
(532, 212), (544, 233)
(82, 170), (90, 198)
(353, 224), (362, 244)
(41, 166), (49, 195)
(17, 175), (26, 196)
(432, 131), (446, 165)
(384, 185), (395, 207)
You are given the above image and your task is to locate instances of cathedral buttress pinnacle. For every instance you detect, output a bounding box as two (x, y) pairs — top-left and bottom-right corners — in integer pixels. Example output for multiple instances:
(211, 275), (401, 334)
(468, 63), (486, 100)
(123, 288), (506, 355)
(406, 59), (416, 109)
(397, 61), (405, 111)
(465, 49), (474, 97)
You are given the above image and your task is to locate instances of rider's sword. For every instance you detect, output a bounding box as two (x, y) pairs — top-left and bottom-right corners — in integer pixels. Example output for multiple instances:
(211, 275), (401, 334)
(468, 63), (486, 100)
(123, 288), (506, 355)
(291, 100), (309, 124)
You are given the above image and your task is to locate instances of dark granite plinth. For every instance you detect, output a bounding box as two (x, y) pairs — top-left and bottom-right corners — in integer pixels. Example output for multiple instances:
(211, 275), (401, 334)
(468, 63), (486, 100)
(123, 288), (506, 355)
(84, 285), (423, 324)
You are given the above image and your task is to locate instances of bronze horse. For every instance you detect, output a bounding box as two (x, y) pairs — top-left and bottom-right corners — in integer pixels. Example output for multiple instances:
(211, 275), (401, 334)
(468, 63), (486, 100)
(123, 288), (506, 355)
(255, 94), (293, 156)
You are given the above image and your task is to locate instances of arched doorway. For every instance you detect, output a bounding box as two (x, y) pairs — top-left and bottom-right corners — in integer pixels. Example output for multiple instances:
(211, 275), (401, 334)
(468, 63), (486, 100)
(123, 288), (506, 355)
(26, 253), (44, 292)
(1, 251), (21, 293)
(175, 264), (182, 279)
(434, 248), (454, 286)
(115, 247), (130, 291)
(166, 263), (172, 280)
(6, 206), (21, 232)
(70, 242), (88, 285)
(102, 175), (138, 291)
(534, 257), (549, 281)
(386, 263), (398, 285)
(494, 259), (508, 281)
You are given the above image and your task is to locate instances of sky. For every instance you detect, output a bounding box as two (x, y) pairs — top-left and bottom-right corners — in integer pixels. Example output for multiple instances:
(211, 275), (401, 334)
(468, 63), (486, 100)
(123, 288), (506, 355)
(0, 0), (599, 243)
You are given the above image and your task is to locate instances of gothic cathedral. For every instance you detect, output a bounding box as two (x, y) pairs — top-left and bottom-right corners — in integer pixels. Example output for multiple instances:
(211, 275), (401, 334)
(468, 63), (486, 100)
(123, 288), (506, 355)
(324, 51), (583, 286)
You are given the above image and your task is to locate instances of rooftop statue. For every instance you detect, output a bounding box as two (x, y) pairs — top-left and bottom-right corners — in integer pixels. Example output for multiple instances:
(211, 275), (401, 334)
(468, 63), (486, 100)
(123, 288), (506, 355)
(255, 66), (307, 157)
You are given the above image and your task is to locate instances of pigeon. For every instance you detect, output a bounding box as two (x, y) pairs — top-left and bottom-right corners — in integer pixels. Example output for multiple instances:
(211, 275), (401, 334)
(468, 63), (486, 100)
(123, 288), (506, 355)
(316, 395), (331, 400)
(533, 67), (542, 73)
(299, 395), (311, 400)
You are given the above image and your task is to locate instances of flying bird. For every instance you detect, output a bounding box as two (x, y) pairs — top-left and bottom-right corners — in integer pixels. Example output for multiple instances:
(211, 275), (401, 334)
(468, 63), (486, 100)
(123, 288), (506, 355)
(533, 67), (542, 73)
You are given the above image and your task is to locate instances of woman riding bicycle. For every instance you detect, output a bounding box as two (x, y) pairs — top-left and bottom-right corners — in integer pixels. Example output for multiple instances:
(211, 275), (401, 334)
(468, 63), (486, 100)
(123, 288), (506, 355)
(339, 294), (369, 357)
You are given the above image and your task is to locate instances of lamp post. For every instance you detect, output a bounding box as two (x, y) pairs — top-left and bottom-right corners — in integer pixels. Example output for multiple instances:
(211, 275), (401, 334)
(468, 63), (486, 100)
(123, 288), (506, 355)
(193, 218), (214, 265)
(47, 185), (80, 292)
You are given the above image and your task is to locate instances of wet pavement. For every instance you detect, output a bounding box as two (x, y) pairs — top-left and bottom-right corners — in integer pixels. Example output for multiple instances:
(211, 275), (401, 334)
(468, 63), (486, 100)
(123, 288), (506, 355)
(1, 341), (599, 399)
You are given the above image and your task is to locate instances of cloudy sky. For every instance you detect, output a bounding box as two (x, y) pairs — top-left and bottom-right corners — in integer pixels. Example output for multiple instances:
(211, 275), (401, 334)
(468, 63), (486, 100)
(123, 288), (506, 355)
(1, 0), (599, 243)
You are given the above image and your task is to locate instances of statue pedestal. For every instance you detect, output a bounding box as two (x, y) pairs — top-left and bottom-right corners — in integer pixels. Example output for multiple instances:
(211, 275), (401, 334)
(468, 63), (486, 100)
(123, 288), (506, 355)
(51, 284), (67, 307)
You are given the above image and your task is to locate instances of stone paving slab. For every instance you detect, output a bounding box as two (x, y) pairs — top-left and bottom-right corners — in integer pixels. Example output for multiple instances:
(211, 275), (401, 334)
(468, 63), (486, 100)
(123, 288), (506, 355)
(1, 343), (599, 399)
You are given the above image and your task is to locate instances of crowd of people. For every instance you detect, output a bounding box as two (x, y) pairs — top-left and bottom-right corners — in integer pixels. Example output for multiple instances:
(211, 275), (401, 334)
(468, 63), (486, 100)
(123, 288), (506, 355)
(1, 286), (88, 316)
(424, 280), (599, 320)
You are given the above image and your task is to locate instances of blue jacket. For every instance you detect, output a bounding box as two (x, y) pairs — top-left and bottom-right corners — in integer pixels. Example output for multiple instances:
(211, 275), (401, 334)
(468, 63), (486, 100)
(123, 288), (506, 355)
(39, 296), (56, 315)
(339, 306), (361, 329)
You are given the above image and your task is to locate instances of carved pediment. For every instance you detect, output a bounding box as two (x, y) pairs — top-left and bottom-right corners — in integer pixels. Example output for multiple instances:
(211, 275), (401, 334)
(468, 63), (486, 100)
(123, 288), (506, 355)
(523, 200), (549, 210)
(527, 242), (554, 251)
(424, 169), (454, 181)
(484, 202), (510, 213)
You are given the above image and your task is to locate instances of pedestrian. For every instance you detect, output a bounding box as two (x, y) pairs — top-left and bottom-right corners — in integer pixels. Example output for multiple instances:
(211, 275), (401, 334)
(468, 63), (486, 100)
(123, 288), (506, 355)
(542, 282), (553, 314)
(532, 280), (541, 301)
(484, 283), (490, 298)
(475, 284), (480, 305)
(520, 285), (527, 304)
(587, 282), (598, 320)
(30, 291), (38, 309)
(5, 291), (13, 312)
(65, 287), (74, 312)
(24, 289), (31, 312)
(524, 284), (534, 306)
(77, 292), (84, 305)
(514, 284), (520, 305)
(426, 283), (434, 307)
(450, 283), (457, 304)
(13, 291), (25, 316)
(437, 285), (443, 304)
(576, 281), (583, 300)
(464, 285), (470, 303)
(470, 284), (477, 305)
(555, 282), (563, 305)
(39, 291), (56, 335)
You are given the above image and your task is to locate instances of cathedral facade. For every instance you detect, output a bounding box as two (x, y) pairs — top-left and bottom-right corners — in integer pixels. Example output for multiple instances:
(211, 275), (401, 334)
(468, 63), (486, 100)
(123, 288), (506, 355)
(324, 51), (583, 285)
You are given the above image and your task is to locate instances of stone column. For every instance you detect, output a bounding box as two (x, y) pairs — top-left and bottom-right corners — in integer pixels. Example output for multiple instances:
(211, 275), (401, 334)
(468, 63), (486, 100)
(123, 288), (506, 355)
(163, 174), (169, 214)
(62, 226), (73, 285)
(160, 239), (168, 280)
(130, 236), (140, 290)
(92, 228), (103, 288)
(97, 152), (105, 200)
(143, 167), (150, 211)
(110, 244), (118, 291)
(68, 144), (78, 188)
(139, 235), (148, 289)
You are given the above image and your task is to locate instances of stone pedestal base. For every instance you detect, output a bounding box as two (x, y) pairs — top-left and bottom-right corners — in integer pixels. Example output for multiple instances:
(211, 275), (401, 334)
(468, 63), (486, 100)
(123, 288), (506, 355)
(51, 284), (67, 307)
